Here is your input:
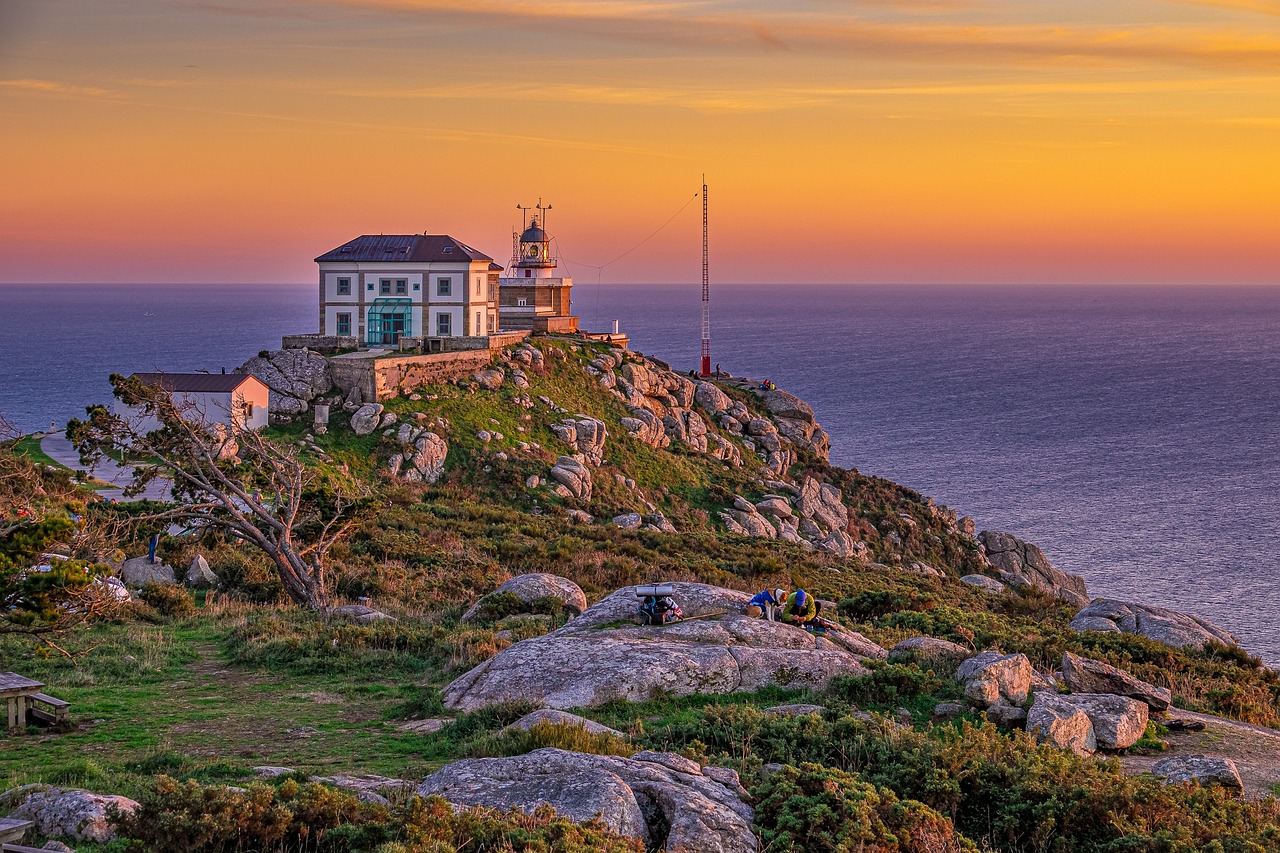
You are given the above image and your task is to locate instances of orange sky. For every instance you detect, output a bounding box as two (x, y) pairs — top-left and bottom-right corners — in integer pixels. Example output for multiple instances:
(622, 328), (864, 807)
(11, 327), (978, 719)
(2, 0), (1279, 284)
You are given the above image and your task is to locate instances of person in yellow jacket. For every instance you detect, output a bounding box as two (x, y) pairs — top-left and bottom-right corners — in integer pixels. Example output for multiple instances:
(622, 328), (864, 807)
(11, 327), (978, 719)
(781, 589), (821, 628)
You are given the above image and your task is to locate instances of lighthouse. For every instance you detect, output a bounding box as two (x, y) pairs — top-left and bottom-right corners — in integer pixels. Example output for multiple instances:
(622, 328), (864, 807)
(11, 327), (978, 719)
(498, 201), (579, 333)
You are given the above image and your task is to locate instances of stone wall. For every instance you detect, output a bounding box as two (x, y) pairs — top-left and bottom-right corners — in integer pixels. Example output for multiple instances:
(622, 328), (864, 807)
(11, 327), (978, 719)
(281, 334), (358, 354)
(372, 350), (495, 400)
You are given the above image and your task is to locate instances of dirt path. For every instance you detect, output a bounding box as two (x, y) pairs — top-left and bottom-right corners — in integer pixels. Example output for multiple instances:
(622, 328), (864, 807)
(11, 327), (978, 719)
(1121, 709), (1280, 799)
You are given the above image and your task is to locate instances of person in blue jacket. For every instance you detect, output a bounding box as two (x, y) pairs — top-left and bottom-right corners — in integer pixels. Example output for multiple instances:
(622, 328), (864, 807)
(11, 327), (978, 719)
(746, 587), (786, 621)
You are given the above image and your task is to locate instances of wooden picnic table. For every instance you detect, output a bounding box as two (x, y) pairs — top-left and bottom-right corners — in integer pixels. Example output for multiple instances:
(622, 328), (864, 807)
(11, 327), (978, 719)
(1, 672), (70, 734)
(0, 817), (34, 846)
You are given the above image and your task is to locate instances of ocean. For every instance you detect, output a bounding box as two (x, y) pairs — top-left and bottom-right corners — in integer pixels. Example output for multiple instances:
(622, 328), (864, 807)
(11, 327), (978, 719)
(3, 282), (1278, 664)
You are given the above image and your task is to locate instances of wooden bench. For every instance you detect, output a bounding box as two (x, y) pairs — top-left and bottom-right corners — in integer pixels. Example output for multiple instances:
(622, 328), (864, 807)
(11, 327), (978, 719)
(27, 692), (70, 726)
(3, 844), (48, 853)
(0, 817), (33, 845)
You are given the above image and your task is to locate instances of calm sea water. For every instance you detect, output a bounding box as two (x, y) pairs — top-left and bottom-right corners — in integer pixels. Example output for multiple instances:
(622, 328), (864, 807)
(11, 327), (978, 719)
(2, 282), (1277, 664)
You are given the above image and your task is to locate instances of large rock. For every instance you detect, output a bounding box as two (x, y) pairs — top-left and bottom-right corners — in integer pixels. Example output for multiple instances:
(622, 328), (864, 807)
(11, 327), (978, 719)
(955, 651), (1032, 709)
(184, 554), (219, 589)
(443, 583), (879, 712)
(1054, 693), (1148, 749)
(889, 637), (971, 666)
(1070, 598), (1238, 651)
(620, 407), (669, 449)
(462, 573), (588, 623)
(349, 403), (384, 436)
(473, 366), (505, 390)
(404, 432), (448, 483)
(120, 556), (176, 587)
(503, 709), (624, 738)
(0, 785), (139, 843)
(960, 574), (1006, 594)
(417, 748), (755, 853)
(236, 349), (333, 416)
(1026, 692), (1098, 756)
(978, 531), (1089, 607)
(549, 456), (592, 501)
(1061, 652), (1171, 711)
(759, 388), (830, 461)
(1151, 755), (1244, 792)
(794, 479), (848, 532)
(694, 382), (731, 415)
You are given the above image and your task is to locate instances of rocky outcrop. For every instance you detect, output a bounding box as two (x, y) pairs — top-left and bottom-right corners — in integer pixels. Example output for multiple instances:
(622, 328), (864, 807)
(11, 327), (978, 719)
(0, 784), (139, 843)
(620, 407), (669, 449)
(392, 430), (448, 483)
(503, 709), (623, 738)
(1055, 693), (1148, 749)
(552, 417), (607, 466)
(1061, 652), (1171, 711)
(1151, 755), (1244, 792)
(473, 366), (505, 390)
(184, 554), (219, 589)
(795, 478), (848, 533)
(236, 349), (333, 420)
(349, 403), (384, 436)
(462, 573), (587, 623)
(329, 604), (394, 622)
(960, 575), (1006, 594)
(549, 456), (592, 501)
(418, 748), (755, 853)
(443, 583), (881, 712)
(1026, 692), (1098, 756)
(120, 557), (175, 587)
(759, 388), (830, 461)
(889, 637), (971, 666)
(1070, 599), (1238, 651)
(955, 651), (1032, 709)
(978, 531), (1089, 607)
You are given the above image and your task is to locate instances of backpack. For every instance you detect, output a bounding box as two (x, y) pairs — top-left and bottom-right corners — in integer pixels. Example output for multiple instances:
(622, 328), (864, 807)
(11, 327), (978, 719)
(639, 595), (683, 625)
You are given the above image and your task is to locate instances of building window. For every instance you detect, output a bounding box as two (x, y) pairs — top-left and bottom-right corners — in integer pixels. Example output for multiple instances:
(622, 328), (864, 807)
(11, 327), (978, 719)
(396, 279), (407, 295)
(475, 311), (481, 333)
(413, 281), (420, 291)
(437, 277), (452, 297)
(437, 313), (452, 335)
(524, 268), (531, 278)
(367, 281), (374, 291)
(517, 298), (527, 307)
(336, 312), (351, 336)
(474, 276), (481, 295)
(336, 277), (351, 295)
(380, 279), (392, 295)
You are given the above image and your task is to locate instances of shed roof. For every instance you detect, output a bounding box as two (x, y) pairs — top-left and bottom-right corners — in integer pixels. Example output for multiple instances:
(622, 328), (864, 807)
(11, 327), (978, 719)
(129, 373), (265, 394)
(316, 234), (496, 264)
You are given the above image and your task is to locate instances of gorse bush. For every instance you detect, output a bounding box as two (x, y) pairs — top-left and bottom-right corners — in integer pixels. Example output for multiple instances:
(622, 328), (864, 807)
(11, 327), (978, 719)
(112, 776), (642, 853)
(137, 581), (197, 618)
(754, 763), (976, 853)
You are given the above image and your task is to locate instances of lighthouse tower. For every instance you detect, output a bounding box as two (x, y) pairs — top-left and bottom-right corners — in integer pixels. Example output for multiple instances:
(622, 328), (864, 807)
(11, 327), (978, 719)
(498, 202), (578, 333)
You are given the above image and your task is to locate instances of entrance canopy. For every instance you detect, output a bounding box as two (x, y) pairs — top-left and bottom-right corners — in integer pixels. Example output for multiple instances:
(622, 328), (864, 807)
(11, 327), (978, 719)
(367, 298), (412, 345)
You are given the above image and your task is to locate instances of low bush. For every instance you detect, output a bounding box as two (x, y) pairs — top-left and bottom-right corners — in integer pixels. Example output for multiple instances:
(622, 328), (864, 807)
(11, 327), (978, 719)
(112, 776), (642, 853)
(137, 581), (197, 618)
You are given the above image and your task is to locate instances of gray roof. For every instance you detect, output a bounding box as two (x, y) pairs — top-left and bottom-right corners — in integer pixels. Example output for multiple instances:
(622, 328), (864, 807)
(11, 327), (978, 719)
(316, 234), (496, 264)
(129, 373), (263, 394)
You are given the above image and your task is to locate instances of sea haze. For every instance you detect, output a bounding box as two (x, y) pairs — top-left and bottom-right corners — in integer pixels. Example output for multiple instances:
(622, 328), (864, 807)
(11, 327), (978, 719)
(2, 282), (1278, 664)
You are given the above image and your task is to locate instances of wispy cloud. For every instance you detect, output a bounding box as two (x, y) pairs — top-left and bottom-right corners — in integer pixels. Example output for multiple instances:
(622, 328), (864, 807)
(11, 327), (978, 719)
(1178, 0), (1280, 15)
(332, 74), (1280, 113)
(0, 78), (112, 96)
(304, 0), (1280, 72)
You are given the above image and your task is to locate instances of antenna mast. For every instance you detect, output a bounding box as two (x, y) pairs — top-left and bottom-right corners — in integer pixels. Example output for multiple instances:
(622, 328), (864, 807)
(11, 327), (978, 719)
(700, 176), (711, 377)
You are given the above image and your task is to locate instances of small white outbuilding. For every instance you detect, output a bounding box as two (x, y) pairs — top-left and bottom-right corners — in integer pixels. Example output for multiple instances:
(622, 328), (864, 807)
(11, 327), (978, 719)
(113, 372), (270, 433)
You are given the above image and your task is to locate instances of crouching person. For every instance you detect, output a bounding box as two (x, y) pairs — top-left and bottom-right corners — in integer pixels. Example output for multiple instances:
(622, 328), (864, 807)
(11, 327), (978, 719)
(781, 589), (823, 631)
(745, 587), (787, 621)
(638, 593), (683, 625)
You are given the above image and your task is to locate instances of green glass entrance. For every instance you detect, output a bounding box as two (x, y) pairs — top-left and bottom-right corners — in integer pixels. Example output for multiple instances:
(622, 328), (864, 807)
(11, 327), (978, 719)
(367, 298), (412, 345)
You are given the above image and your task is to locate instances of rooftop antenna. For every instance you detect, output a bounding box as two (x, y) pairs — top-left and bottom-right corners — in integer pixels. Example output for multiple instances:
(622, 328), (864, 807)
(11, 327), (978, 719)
(699, 175), (711, 378)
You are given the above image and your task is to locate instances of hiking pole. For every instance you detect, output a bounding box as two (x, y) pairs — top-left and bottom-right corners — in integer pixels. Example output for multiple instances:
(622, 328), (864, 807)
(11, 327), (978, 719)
(678, 611), (728, 622)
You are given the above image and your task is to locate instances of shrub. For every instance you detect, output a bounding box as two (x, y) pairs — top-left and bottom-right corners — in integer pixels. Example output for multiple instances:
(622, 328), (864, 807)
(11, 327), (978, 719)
(137, 581), (197, 618)
(754, 763), (975, 852)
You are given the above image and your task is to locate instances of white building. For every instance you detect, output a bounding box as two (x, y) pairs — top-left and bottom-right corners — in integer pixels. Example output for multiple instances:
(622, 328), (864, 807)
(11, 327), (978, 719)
(315, 234), (502, 345)
(114, 373), (270, 432)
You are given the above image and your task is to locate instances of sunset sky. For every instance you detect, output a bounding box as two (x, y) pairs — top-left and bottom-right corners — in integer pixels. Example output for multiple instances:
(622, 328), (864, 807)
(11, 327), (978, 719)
(2, 0), (1278, 285)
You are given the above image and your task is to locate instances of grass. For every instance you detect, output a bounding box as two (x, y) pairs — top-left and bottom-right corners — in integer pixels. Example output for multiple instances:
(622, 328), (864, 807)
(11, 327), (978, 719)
(12, 434), (63, 468)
